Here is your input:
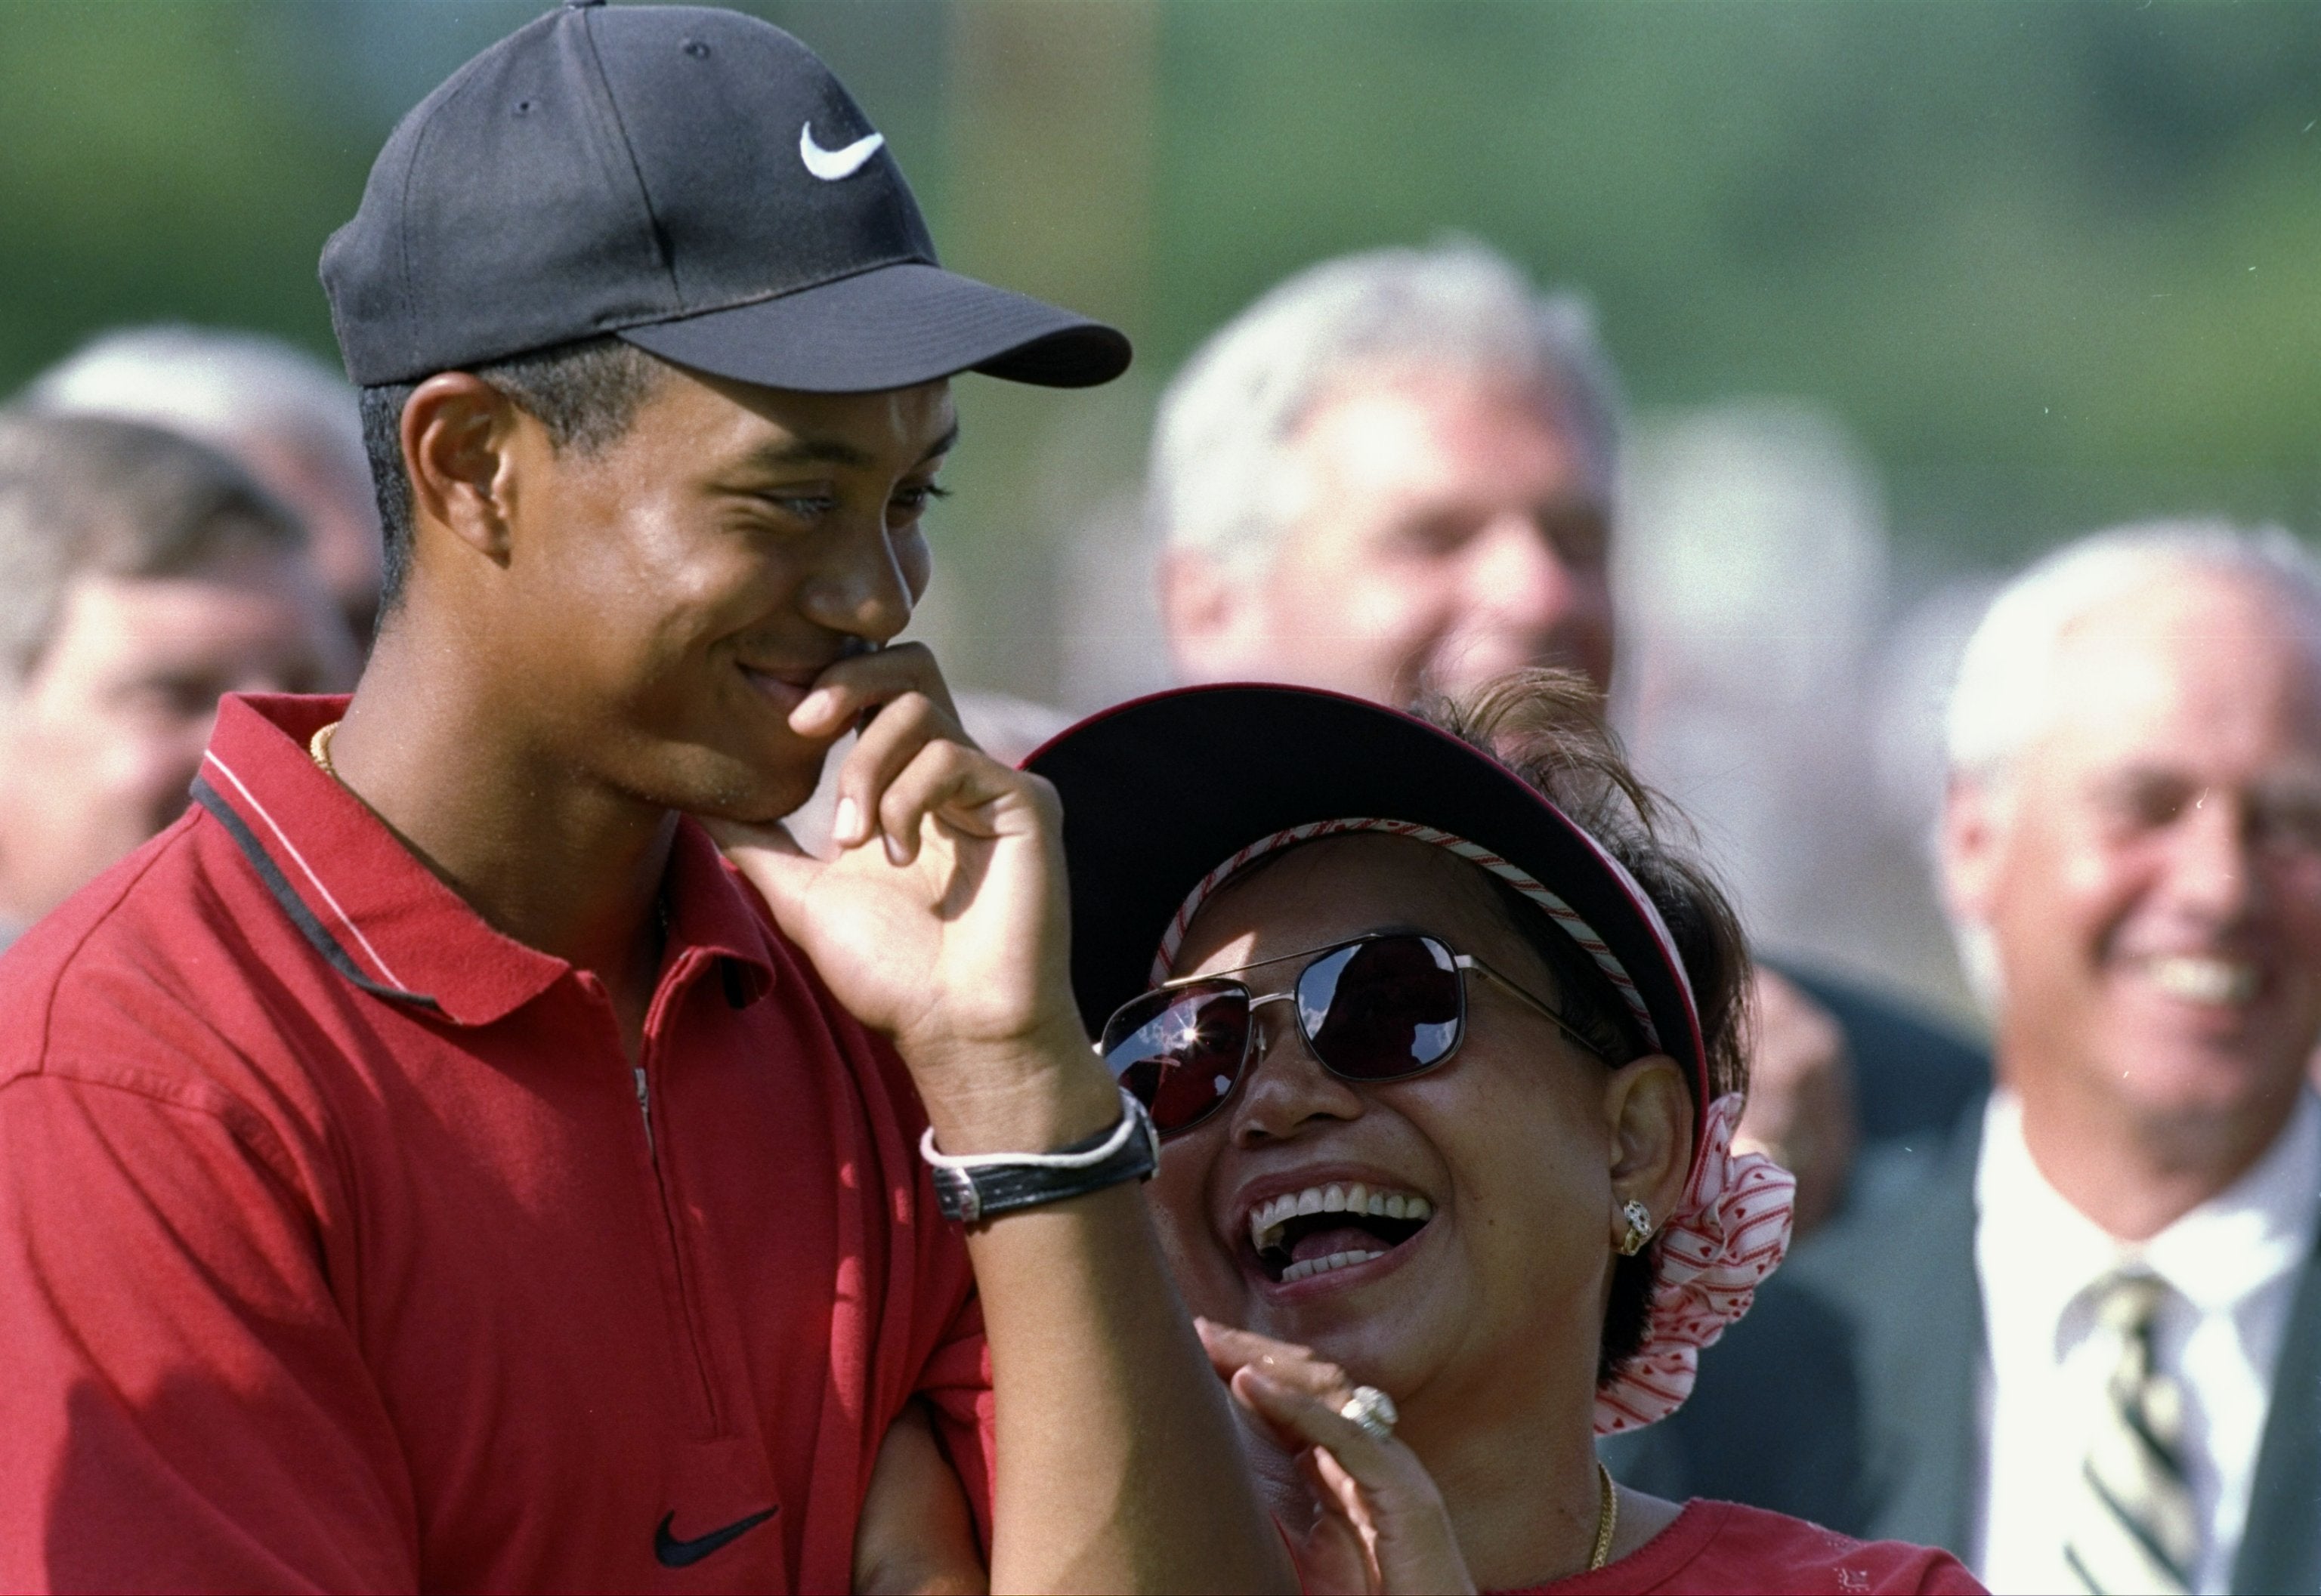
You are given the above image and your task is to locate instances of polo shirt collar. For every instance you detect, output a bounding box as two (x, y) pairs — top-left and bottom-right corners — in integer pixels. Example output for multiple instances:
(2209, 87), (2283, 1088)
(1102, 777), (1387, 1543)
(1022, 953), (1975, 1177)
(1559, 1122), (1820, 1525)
(193, 693), (777, 1027)
(661, 816), (780, 1009)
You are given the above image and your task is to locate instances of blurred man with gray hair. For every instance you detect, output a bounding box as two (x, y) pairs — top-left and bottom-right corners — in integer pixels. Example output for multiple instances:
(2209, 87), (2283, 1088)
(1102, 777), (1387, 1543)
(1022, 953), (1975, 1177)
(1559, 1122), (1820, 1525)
(26, 325), (386, 644)
(1155, 240), (1621, 705)
(0, 412), (357, 947)
(1149, 241), (1986, 1236)
(1612, 521), (2321, 1594)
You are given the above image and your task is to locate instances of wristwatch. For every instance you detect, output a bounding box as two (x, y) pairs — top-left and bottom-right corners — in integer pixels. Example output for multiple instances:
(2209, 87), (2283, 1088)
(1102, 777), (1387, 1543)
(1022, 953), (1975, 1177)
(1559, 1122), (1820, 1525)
(922, 1088), (1160, 1225)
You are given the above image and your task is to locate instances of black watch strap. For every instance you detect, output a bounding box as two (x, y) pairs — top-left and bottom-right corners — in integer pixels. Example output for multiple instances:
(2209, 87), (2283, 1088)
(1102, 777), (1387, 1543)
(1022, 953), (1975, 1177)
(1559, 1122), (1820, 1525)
(927, 1092), (1159, 1225)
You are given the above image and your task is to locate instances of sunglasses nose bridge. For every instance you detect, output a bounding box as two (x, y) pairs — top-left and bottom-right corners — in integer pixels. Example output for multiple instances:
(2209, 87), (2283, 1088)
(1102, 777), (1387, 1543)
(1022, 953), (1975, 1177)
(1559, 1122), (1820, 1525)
(1245, 989), (1301, 1057)
(1225, 1000), (1370, 1150)
(1241, 984), (1370, 1096)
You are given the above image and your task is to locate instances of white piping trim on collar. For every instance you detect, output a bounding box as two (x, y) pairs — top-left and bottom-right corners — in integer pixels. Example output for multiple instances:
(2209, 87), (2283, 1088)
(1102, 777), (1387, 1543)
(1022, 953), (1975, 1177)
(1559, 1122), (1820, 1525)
(201, 749), (419, 998)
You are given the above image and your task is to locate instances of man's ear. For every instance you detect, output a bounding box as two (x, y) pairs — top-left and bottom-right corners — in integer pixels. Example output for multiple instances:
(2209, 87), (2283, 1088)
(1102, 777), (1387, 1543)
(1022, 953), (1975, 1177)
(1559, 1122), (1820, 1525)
(400, 373), (524, 567)
(1605, 1052), (1692, 1240)
(1158, 547), (1249, 684)
(1939, 772), (2007, 926)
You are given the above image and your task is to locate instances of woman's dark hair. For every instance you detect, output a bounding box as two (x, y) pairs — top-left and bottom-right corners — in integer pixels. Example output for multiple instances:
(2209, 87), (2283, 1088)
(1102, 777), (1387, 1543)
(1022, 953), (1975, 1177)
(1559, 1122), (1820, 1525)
(1417, 667), (1754, 1388)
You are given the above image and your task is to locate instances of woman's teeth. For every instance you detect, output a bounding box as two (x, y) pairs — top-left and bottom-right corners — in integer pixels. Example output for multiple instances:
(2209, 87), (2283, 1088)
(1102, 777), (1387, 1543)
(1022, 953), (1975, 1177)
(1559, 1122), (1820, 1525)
(2144, 955), (2258, 1005)
(1280, 1248), (1387, 1284)
(1248, 1182), (1432, 1253)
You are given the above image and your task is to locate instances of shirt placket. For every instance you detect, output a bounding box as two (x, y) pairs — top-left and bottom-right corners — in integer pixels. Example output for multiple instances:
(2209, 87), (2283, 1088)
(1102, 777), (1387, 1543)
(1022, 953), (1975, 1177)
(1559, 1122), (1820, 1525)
(583, 952), (725, 1437)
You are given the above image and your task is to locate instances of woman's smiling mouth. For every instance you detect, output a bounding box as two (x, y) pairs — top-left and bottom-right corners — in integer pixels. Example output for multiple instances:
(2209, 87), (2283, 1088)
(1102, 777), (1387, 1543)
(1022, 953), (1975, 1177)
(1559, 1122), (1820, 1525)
(1244, 1180), (1435, 1286)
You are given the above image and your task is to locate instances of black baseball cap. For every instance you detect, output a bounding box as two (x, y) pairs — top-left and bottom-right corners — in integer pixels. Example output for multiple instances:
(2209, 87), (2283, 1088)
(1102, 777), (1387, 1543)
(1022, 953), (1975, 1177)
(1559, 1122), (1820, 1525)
(321, 0), (1130, 392)
(1023, 684), (1711, 1110)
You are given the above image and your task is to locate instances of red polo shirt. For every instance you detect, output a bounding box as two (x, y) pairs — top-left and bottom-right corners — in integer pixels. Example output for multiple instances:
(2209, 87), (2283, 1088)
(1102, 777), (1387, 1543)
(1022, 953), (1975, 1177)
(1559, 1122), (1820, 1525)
(0, 693), (992, 1594)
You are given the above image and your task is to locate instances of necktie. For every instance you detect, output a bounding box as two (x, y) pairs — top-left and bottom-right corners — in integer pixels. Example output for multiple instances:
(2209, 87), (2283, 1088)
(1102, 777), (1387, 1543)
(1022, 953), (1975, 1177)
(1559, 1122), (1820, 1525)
(2064, 1270), (2199, 1594)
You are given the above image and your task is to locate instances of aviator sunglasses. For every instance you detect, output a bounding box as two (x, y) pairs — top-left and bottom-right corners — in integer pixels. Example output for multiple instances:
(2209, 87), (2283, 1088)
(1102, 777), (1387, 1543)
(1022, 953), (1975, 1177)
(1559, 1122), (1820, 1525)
(1098, 931), (1611, 1135)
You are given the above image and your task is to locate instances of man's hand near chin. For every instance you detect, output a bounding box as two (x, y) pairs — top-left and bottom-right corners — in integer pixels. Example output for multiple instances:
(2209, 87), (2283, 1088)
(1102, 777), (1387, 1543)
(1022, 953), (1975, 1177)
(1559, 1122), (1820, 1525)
(710, 644), (1293, 1594)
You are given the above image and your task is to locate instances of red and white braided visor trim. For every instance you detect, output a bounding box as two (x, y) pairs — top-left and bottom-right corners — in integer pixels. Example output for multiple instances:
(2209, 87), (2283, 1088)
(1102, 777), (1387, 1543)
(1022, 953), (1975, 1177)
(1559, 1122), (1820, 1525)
(1151, 816), (1692, 1054)
(1151, 816), (1796, 1434)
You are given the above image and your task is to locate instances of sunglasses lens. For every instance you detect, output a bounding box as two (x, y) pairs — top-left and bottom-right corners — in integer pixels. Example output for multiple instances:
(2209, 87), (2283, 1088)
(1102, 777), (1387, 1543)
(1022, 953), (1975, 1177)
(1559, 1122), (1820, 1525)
(1099, 982), (1251, 1132)
(1297, 934), (1463, 1080)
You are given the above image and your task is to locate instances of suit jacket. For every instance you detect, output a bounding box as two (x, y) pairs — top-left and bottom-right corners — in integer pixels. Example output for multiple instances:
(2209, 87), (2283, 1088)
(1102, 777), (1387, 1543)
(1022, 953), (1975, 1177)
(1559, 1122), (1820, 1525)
(1603, 1097), (2321, 1594)
(1773, 963), (1989, 1147)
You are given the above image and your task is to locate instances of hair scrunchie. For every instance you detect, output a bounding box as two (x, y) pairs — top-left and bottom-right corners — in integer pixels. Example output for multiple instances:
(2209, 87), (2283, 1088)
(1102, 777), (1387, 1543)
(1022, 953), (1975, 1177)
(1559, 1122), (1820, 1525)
(1593, 1091), (1796, 1434)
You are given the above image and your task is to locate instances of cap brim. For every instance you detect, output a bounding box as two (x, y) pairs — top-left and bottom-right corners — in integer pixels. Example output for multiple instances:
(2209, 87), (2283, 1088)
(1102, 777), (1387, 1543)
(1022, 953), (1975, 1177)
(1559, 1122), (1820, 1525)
(617, 261), (1129, 392)
(1023, 683), (1709, 1107)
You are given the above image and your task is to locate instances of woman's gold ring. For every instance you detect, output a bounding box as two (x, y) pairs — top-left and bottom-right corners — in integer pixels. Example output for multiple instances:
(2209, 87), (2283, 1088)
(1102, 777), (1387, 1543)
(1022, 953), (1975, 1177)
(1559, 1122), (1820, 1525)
(1337, 1384), (1398, 1443)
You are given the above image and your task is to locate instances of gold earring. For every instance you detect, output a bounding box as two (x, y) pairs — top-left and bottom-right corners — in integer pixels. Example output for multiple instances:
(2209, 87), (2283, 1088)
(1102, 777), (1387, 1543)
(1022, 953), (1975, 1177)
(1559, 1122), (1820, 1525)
(1618, 1199), (1654, 1257)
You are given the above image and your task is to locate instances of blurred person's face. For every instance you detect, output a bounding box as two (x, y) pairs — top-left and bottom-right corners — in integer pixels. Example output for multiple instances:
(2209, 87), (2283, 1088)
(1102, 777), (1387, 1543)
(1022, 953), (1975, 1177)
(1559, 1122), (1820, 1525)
(403, 366), (947, 826)
(1162, 373), (1615, 705)
(1145, 834), (1689, 1449)
(236, 431), (387, 648)
(1942, 571), (2321, 1172)
(0, 548), (359, 925)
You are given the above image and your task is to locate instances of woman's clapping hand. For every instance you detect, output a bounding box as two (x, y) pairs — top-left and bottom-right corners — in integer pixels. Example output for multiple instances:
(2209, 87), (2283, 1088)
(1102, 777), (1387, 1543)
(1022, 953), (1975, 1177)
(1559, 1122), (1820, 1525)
(1196, 1319), (1476, 1596)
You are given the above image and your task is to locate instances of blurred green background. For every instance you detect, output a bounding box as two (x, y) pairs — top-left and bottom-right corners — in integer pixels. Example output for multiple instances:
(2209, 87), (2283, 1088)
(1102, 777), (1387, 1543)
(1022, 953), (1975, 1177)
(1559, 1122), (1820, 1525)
(2, 0), (2315, 705)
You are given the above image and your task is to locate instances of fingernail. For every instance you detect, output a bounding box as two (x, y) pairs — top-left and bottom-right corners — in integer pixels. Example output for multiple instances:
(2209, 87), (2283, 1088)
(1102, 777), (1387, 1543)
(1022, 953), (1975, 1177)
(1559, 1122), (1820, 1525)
(793, 690), (835, 727)
(884, 832), (908, 866)
(833, 798), (860, 843)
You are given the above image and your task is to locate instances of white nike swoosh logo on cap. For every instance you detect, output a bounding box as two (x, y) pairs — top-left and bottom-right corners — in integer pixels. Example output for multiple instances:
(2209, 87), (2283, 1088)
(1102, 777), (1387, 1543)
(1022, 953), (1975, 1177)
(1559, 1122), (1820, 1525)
(799, 123), (885, 181)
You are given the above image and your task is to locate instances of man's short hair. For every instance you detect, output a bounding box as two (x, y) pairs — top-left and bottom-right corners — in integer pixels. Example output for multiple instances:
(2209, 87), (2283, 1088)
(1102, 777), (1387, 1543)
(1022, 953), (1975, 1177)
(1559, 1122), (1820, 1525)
(1148, 239), (1624, 574)
(1945, 520), (2321, 788)
(25, 324), (369, 494)
(356, 335), (666, 611)
(0, 411), (305, 687)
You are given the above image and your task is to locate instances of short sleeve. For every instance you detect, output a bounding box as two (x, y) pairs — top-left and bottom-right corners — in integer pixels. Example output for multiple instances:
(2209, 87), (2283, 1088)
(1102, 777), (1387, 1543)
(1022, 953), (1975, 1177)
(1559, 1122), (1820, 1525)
(913, 1283), (996, 1551)
(0, 1073), (418, 1593)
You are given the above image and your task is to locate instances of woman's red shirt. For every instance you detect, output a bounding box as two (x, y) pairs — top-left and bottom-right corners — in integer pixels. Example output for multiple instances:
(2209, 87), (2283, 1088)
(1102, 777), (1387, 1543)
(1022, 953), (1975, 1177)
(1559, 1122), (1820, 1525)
(1496, 1499), (1984, 1595)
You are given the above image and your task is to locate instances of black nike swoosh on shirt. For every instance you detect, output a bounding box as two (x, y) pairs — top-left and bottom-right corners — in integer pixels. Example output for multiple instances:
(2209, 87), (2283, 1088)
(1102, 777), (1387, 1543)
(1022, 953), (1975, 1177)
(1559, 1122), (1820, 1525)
(654, 1505), (778, 1568)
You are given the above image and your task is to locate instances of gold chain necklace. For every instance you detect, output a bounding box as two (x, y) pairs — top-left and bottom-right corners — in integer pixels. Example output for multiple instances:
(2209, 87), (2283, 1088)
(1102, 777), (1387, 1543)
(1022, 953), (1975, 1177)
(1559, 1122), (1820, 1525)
(1590, 1459), (1619, 1571)
(309, 721), (342, 778)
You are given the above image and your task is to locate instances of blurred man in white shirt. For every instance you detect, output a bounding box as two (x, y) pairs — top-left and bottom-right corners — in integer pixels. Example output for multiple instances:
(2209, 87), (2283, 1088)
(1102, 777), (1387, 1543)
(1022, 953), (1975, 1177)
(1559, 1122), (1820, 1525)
(1942, 523), (2321, 1594)
(1602, 522), (2321, 1595)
